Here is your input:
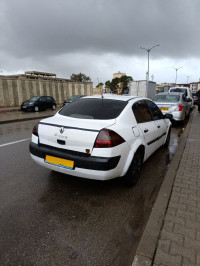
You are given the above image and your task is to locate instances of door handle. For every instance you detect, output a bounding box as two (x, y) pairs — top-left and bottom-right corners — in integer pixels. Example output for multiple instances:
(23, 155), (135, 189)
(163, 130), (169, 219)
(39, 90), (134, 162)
(144, 129), (149, 133)
(157, 125), (160, 128)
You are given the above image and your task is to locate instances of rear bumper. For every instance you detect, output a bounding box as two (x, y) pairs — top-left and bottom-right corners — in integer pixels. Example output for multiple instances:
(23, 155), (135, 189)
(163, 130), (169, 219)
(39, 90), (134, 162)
(29, 142), (120, 171)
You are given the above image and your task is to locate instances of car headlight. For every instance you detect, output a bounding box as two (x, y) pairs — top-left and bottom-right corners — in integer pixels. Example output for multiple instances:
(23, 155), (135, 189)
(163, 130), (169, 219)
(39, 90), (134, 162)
(29, 102), (34, 105)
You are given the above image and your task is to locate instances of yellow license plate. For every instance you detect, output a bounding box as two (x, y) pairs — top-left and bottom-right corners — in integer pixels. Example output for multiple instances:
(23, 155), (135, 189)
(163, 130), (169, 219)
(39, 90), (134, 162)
(45, 155), (74, 170)
(160, 107), (169, 111)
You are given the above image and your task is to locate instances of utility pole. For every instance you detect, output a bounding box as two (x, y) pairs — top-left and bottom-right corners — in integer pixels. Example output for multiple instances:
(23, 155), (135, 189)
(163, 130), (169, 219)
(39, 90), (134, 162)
(173, 66), (183, 84)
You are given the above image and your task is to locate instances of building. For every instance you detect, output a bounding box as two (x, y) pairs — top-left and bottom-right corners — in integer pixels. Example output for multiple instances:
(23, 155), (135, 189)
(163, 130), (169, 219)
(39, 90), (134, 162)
(113, 71), (126, 79)
(189, 82), (200, 92)
(0, 71), (93, 107)
(156, 83), (175, 93)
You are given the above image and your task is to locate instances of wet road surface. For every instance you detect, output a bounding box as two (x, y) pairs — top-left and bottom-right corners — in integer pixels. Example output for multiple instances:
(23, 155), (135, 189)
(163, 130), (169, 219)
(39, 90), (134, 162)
(0, 119), (186, 265)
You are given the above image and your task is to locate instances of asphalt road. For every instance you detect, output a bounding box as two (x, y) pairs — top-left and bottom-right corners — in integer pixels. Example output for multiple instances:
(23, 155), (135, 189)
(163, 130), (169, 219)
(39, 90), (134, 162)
(0, 119), (185, 265)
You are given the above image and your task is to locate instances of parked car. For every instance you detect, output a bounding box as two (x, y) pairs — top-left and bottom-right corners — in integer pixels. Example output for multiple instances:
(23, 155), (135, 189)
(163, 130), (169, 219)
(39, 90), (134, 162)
(168, 86), (194, 109)
(63, 95), (85, 106)
(152, 92), (191, 123)
(29, 94), (172, 186)
(192, 92), (198, 104)
(21, 96), (56, 112)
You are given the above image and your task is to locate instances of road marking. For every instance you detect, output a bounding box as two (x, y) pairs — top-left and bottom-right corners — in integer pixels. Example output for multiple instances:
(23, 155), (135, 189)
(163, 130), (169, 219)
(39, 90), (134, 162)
(0, 138), (30, 147)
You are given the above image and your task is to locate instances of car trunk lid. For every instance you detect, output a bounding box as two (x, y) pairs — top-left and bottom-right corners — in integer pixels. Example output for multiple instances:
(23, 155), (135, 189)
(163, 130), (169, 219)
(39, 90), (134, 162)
(38, 114), (116, 153)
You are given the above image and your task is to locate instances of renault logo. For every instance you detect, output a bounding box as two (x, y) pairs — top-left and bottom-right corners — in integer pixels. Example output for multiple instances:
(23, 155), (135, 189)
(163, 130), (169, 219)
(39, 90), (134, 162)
(59, 127), (64, 134)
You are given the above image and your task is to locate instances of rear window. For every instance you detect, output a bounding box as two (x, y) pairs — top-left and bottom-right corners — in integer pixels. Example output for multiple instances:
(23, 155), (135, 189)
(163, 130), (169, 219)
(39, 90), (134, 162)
(153, 94), (180, 102)
(170, 88), (187, 96)
(59, 98), (127, 120)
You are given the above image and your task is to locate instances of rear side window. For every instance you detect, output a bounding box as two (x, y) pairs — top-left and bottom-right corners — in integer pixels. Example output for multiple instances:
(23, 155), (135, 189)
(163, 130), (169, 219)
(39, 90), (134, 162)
(46, 96), (53, 102)
(59, 98), (127, 120)
(132, 100), (152, 123)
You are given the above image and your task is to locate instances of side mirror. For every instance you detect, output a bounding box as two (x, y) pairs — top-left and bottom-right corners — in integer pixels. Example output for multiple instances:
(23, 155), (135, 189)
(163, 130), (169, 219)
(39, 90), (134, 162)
(164, 113), (173, 120)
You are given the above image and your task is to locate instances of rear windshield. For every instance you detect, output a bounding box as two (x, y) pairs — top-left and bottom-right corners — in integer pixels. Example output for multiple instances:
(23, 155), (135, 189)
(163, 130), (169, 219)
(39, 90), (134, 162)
(59, 98), (127, 120)
(153, 94), (180, 102)
(170, 88), (187, 94)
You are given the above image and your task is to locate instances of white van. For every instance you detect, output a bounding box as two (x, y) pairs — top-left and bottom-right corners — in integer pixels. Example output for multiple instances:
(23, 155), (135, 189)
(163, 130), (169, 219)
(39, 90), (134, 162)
(169, 87), (194, 109)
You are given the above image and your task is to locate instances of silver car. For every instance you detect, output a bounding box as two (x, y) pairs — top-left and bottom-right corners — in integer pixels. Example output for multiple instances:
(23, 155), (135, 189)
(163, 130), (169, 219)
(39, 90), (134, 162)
(153, 92), (191, 122)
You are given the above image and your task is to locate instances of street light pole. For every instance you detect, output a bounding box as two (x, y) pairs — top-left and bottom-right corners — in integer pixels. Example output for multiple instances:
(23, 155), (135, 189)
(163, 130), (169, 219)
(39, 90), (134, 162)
(185, 75), (191, 84)
(140, 44), (160, 83)
(173, 66), (183, 84)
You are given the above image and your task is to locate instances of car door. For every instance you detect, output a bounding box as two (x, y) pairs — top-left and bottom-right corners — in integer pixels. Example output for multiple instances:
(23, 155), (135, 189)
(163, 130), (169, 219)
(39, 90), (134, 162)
(46, 96), (53, 109)
(145, 100), (168, 148)
(39, 96), (48, 110)
(132, 100), (158, 159)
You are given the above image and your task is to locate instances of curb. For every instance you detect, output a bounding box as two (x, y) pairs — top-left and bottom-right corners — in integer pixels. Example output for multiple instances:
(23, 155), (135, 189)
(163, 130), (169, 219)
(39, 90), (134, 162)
(131, 111), (193, 266)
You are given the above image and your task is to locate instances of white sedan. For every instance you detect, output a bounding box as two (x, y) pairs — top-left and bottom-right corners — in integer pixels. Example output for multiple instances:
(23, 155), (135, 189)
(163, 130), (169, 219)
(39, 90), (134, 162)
(29, 94), (172, 186)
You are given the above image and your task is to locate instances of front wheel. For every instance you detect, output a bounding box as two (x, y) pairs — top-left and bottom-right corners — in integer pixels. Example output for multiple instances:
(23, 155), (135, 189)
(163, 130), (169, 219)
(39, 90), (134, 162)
(34, 106), (39, 112)
(124, 151), (142, 187)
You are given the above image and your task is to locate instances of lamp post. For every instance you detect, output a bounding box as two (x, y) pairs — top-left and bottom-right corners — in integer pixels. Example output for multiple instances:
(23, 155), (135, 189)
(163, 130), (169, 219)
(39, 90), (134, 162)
(185, 75), (191, 84)
(140, 44), (160, 83)
(173, 66), (182, 84)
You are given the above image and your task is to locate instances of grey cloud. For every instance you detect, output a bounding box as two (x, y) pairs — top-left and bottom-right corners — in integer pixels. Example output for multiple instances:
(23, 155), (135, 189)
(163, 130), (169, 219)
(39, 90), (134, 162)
(1, 0), (200, 59)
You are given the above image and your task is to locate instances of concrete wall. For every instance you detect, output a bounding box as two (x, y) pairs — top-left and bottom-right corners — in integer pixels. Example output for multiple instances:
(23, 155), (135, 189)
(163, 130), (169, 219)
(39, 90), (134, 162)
(0, 76), (93, 107)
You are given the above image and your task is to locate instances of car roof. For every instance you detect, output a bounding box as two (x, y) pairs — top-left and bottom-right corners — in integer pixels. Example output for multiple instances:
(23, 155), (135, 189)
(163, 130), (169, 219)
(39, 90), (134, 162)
(155, 92), (184, 96)
(83, 94), (140, 102)
(170, 87), (190, 90)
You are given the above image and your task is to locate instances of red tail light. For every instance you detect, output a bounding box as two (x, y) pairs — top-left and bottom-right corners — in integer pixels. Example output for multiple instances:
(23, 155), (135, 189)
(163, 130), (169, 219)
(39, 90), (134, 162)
(32, 123), (39, 136)
(175, 105), (183, 111)
(94, 129), (125, 148)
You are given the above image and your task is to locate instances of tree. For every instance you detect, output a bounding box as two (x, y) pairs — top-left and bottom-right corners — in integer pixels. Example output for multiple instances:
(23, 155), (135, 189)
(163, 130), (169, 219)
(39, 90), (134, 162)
(106, 75), (133, 94)
(119, 75), (133, 93)
(110, 77), (121, 93)
(96, 82), (104, 88)
(70, 73), (91, 82)
(105, 80), (111, 88)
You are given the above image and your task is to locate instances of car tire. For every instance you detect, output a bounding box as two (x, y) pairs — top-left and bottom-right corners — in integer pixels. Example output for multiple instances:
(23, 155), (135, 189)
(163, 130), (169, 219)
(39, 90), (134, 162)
(52, 104), (56, 110)
(124, 151), (142, 187)
(164, 127), (171, 147)
(34, 106), (39, 112)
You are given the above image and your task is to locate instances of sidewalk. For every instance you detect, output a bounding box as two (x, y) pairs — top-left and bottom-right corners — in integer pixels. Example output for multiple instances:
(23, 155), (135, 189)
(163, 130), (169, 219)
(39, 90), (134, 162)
(0, 107), (61, 124)
(133, 107), (200, 265)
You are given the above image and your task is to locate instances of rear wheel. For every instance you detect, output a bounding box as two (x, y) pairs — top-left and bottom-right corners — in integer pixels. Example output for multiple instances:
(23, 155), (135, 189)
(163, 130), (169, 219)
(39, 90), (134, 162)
(124, 151), (142, 187)
(52, 104), (56, 110)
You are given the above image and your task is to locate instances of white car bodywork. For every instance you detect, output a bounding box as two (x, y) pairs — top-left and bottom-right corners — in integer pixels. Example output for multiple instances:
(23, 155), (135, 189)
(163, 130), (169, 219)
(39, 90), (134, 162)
(29, 94), (171, 181)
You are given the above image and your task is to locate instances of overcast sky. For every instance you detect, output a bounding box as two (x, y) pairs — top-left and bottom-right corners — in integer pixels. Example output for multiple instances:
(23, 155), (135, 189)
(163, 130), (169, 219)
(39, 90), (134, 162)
(0, 0), (200, 86)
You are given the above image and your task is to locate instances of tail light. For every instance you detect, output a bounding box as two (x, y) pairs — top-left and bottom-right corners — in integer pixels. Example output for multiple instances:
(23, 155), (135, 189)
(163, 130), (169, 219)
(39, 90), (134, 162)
(175, 105), (183, 111)
(32, 123), (39, 136)
(94, 129), (125, 148)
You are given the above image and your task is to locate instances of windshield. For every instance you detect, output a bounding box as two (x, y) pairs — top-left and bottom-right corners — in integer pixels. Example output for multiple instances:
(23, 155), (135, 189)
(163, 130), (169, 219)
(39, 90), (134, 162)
(153, 94), (180, 102)
(59, 98), (127, 120)
(28, 96), (40, 102)
(69, 95), (80, 100)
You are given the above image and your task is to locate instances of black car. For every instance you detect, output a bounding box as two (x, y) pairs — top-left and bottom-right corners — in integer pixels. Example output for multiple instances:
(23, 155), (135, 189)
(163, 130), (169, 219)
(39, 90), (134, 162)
(63, 95), (85, 106)
(21, 96), (56, 112)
